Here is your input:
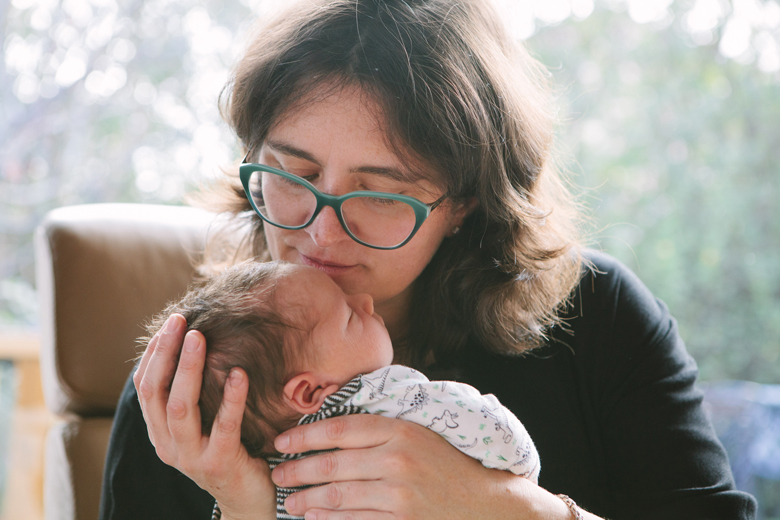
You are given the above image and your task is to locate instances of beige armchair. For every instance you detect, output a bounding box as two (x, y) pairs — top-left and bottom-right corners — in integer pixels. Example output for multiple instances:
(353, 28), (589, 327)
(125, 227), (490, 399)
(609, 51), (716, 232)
(35, 203), (215, 520)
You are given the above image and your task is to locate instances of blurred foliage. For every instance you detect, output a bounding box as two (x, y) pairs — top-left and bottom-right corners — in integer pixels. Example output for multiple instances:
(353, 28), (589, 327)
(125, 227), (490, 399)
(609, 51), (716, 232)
(1, 0), (778, 384)
(529, 3), (780, 384)
(0, 0), (260, 327)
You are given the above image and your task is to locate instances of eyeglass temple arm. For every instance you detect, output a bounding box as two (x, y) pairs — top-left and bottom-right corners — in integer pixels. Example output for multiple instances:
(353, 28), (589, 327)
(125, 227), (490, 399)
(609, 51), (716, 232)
(428, 193), (448, 211)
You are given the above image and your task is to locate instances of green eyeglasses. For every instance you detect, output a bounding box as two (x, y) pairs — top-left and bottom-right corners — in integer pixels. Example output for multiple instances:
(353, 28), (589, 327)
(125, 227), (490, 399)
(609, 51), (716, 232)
(239, 159), (447, 250)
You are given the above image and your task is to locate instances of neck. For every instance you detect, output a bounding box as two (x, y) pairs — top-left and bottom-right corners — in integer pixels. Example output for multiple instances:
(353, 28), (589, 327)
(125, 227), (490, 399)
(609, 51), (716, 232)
(374, 286), (419, 366)
(374, 289), (412, 345)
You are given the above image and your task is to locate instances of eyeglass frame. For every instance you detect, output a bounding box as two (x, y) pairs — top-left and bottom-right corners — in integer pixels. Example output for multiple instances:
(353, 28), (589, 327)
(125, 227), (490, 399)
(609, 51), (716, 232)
(239, 154), (448, 250)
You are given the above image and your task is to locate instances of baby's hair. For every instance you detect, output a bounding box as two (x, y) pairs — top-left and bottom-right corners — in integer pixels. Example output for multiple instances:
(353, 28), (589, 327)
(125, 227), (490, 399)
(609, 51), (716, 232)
(141, 260), (302, 457)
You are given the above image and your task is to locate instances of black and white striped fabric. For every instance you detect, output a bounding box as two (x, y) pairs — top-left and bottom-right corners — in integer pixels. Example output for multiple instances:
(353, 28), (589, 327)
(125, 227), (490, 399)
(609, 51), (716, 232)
(212, 376), (367, 520)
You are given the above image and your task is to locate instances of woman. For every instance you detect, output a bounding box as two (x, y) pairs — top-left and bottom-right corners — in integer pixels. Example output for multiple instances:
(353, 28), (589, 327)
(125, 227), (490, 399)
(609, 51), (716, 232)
(100, 0), (757, 519)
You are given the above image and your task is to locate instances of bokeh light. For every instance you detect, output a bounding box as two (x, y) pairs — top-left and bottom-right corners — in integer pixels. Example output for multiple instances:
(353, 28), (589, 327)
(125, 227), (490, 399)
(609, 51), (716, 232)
(1, 0), (779, 359)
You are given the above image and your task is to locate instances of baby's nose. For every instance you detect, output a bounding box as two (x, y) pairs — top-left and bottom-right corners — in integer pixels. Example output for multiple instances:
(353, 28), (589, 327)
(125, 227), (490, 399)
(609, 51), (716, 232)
(353, 293), (374, 315)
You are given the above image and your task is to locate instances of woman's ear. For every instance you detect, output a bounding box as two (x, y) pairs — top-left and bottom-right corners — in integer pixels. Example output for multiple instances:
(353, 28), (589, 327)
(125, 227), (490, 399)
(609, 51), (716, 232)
(448, 197), (478, 235)
(283, 373), (340, 415)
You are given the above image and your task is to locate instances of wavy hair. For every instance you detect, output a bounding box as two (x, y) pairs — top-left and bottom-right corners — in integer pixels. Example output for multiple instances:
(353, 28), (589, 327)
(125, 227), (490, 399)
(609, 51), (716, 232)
(197, 0), (583, 369)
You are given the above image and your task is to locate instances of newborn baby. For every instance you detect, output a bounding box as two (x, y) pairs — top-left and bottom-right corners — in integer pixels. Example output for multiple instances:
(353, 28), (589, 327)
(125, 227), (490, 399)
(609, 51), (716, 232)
(144, 260), (540, 519)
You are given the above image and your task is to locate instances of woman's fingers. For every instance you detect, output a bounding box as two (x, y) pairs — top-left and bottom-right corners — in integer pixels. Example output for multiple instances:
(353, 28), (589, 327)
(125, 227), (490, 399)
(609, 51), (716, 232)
(207, 368), (249, 458)
(300, 511), (395, 520)
(275, 414), (394, 454)
(272, 416), (420, 490)
(133, 332), (157, 424)
(166, 330), (206, 449)
(284, 481), (403, 517)
(133, 332), (157, 389)
(138, 314), (186, 398)
(136, 314), (187, 451)
(273, 447), (383, 488)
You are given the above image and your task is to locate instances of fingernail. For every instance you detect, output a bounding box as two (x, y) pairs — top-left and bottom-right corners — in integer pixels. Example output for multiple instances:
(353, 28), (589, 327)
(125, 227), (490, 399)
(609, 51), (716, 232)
(285, 494), (296, 511)
(272, 466), (284, 484)
(183, 332), (200, 352)
(229, 369), (243, 385)
(276, 434), (289, 450)
(164, 315), (182, 334)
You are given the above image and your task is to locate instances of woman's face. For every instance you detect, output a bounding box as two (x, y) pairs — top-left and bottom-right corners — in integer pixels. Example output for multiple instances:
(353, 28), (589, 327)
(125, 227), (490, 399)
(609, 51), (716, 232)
(257, 85), (469, 328)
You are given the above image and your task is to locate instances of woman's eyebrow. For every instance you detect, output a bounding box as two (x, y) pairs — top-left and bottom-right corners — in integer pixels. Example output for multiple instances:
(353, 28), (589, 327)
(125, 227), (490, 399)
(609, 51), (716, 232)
(266, 140), (319, 164)
(348, 165), (417, 183)
(266, 139), (418, 183)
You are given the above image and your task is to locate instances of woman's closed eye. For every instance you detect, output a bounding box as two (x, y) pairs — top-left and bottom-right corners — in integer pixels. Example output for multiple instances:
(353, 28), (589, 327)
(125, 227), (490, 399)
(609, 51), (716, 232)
(367, 196), (399, 206)
(288, 170), (319, 182)
(360, 180), (435, 201)
(278, 175), (314, 189)
(271, 157), (319, 181)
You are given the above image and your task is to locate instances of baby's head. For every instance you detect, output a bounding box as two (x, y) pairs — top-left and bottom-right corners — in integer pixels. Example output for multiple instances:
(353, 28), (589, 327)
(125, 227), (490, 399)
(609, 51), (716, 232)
(144, 260), (393, 457)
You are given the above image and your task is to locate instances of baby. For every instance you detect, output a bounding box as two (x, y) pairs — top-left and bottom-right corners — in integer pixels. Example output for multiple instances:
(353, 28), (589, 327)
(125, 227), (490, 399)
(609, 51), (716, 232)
(144, 260), (540, 519)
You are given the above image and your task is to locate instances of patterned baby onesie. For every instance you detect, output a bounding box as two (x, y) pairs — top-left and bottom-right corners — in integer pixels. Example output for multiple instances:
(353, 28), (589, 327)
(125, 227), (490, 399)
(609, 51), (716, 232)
(348, 365), (540, 481)
(212, 366), (539, 520)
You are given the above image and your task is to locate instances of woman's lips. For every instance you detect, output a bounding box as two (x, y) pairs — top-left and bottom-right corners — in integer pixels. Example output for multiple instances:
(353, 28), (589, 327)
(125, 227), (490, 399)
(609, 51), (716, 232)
(299, 253), (357, 276)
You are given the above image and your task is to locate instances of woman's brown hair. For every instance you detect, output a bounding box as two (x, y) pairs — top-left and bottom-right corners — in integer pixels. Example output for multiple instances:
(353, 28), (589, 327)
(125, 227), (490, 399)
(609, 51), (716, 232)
(199, 0), (583, 369)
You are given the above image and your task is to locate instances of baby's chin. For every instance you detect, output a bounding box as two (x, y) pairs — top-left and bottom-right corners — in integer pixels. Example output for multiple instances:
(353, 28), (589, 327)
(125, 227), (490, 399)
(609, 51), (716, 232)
(349, 345), (394, 379)
(361, 362), (391, 376)
(374, 350), (395, 372)
(380, 341), (394, 366)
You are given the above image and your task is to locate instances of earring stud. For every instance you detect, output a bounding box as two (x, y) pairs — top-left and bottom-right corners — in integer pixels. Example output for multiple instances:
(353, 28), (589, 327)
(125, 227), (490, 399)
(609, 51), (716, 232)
(452, 226), (461, 235)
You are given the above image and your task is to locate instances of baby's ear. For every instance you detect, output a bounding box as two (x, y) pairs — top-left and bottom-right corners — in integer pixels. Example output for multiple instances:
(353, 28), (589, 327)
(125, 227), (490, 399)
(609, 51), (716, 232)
(283, 373), (340, 415)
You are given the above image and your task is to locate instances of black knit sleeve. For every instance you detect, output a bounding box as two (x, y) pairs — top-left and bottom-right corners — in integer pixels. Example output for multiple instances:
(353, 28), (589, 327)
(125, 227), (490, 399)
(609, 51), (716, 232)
(98, 368), (214, 520)
(586, 251), (757, 519)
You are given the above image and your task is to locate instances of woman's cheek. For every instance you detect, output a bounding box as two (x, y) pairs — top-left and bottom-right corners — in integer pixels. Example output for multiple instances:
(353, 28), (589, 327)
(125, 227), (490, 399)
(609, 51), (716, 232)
(262, 221), (285, 261)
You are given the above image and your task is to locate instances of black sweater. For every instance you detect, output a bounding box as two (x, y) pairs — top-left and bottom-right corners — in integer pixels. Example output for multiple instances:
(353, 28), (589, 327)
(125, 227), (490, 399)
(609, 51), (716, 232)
(99, 251), (757, 519)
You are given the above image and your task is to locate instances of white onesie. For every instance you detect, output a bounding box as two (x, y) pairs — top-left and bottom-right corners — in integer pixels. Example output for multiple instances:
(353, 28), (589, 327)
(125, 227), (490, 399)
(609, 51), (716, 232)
(347, 365), (540, 482)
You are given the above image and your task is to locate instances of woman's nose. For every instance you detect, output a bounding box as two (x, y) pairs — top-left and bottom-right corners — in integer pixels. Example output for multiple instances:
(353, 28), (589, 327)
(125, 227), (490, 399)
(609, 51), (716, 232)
(306, 206), (348, 247)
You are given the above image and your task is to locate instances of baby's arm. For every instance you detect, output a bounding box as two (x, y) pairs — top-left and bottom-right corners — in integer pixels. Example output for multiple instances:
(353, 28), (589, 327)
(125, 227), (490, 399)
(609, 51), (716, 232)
(349, 365), (540, 483)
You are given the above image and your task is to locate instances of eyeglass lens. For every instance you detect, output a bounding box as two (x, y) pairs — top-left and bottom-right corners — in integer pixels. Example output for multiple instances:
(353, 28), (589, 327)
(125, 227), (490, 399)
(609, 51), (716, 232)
(248, 170), (418, 248)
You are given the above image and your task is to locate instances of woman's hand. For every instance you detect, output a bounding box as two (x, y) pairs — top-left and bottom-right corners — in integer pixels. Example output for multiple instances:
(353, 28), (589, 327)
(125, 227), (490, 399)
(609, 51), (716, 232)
(271, 414), (587, 520)
(133, 314), (276, 520)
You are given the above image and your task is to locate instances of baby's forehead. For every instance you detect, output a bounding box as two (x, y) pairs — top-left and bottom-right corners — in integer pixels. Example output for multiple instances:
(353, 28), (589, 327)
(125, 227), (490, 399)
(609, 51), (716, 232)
(275, 264), (337, 298)
(273, 267), (314, 302)
(272, 272), (320, 325)
(268, 275), (325, 363)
